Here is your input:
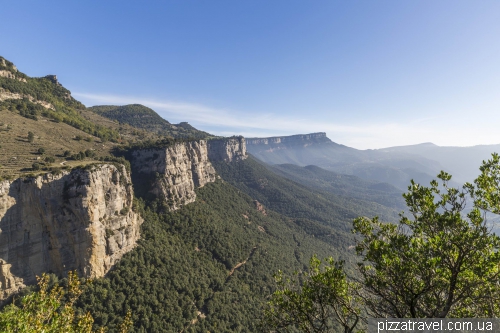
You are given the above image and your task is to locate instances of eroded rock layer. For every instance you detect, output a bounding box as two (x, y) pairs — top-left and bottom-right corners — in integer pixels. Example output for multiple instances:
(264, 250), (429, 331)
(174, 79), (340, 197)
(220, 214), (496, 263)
(0, 164), (142, 300)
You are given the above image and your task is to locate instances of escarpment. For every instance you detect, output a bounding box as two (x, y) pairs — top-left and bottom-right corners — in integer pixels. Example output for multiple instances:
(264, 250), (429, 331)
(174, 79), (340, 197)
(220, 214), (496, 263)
(0, 164), (142, 300)
(245, 132), (329, 146)
(207, 136), (247, 162)
(131, 138), (247, 211)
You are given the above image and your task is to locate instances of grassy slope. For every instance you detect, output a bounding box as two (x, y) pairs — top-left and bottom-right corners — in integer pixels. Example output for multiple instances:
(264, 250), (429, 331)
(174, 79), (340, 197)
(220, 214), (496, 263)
(0, 109), (116, 179)
(0, 57), (172, 179)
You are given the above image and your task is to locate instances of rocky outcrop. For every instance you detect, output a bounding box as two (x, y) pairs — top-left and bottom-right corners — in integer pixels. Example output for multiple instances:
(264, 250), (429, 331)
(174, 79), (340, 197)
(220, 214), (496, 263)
(0, 164), (142, 300)
(254, 200), (267, 216)
(132, 138), (247, 211)
(132, 141), (217, 210)
(44, 75), (61, 86)
(207, 137), (247, 162)
(0, 70), (27, 83)
(0, 88), (54, 109)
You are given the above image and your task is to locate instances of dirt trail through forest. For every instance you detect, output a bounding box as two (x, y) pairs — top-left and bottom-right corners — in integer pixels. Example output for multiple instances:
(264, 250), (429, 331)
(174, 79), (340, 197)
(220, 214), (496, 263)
(227, 246), (258, 278)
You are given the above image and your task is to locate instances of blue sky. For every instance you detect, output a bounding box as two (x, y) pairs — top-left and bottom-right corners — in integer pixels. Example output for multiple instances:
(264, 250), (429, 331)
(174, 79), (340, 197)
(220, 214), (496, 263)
(2, 1), (500, 149)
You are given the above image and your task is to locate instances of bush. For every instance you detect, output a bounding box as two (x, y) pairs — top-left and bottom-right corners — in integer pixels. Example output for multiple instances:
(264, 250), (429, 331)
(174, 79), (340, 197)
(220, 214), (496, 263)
(37, 147), (45, 155)
(84, 149), (96, 158)
(72, 151), (85, 161)
(0, 271), (132, 332)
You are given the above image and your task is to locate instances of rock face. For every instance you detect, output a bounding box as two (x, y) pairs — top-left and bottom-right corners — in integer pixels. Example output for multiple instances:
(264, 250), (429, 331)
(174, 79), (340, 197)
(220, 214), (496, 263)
(44, 75), (61, 86)
(0, 164), (142, 300)
(0, 58), (26, 82)
(132, 141), (217, 211)
(132, 138), (247, 211)
(0, 88), (54, 109)
(207, 137), (247, 162)
(0, 71), (27, 83)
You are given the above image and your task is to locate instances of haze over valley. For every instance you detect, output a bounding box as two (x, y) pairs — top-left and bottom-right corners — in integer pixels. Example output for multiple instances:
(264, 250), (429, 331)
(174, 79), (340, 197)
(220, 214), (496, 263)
(2, 1), (500, 332)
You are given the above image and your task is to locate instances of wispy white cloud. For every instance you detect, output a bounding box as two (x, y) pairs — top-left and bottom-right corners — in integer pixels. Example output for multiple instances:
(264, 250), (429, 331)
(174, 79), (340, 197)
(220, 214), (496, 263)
(73, 92), (500, 150)
(75, 92), (342, 132)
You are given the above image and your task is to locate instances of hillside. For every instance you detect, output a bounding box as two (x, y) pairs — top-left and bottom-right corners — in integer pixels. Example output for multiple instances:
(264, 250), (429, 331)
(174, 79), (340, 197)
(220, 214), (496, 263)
(76, 179), (353, 332)
(0, 56), (407, 332)
(0, 57), (123, 142)
(269, 163), (406, 210)
(88, 104), (212, 139)
(212, 156), (401, 227)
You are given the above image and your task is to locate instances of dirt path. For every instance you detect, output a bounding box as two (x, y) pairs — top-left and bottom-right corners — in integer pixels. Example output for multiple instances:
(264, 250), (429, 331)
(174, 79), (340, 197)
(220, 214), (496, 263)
(186, 246), (259, 331)
(227, 246), (258, 278)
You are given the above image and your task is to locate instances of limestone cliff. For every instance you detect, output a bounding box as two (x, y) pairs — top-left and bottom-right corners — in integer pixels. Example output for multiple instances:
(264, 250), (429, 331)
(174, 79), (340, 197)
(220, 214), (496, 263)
(0, 88), (54, 109)
(131, 141), (217, 211)
(0, 164), (142, 300)
(207, 137), (247, 162)
(131, 138), (247, 211)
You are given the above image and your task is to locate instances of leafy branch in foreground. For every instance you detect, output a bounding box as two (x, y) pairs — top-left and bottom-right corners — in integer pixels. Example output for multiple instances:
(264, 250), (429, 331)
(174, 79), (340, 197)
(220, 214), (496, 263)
(262, 256), (363, 333)
(353, 168), (500, 318)
(0, 271), (132, 333)
(264, 153), (500, 332)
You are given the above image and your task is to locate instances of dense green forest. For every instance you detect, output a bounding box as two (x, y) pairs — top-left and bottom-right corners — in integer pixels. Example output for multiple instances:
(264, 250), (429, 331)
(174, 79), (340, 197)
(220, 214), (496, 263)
(75, 179), (348, 332)
(88, 104), (212, 139)
(72, 149), (403, 332)
(212, 156), (401, 229)
(2, 153), (381, 331)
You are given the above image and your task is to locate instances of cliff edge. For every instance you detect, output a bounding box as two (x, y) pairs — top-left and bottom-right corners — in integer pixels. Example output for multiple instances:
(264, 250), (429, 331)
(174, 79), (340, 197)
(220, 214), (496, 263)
(0, 164), (142, 300)
(131, 137), (247, 211)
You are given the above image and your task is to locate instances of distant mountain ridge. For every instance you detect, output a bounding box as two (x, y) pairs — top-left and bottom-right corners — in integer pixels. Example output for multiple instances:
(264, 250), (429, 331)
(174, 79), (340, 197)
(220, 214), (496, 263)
(245, 133), (458, 190)
(246, 132), (334, 146)
(377, 142), (500, 184)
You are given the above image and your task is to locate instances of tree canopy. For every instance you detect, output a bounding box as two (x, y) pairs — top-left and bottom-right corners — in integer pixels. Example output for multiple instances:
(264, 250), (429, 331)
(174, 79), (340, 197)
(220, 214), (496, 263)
(264, 153), (500, 332)
(0, 272), (132, 333)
